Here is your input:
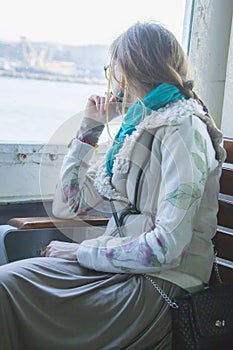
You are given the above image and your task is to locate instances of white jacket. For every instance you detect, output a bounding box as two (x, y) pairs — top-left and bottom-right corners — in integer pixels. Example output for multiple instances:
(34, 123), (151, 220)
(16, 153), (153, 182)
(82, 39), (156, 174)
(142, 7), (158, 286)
(53, 98), (226, 291)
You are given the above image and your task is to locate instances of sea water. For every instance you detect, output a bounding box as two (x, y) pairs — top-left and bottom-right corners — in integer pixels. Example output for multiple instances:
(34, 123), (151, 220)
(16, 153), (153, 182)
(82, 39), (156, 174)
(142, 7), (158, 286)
(0, 76), (107, 143)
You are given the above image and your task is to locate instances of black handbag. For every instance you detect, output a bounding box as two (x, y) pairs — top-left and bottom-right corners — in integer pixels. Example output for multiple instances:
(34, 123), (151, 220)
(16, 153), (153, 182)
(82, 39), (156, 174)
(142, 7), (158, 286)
(171, 283), (233, 350)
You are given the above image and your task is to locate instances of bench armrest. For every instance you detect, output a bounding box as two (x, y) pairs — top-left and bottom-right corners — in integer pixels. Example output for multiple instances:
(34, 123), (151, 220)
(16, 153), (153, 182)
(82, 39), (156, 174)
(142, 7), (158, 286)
(7, 215), (109, 230)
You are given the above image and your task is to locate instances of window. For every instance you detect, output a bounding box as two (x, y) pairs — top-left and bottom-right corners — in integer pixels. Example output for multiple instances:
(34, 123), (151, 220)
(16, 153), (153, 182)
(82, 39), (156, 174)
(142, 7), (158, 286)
(0, 0), (187, 143)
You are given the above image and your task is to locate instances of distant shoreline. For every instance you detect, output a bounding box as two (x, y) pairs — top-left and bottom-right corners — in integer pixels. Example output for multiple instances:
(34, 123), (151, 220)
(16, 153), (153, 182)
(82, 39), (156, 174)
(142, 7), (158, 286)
(0, 70), (105, 85)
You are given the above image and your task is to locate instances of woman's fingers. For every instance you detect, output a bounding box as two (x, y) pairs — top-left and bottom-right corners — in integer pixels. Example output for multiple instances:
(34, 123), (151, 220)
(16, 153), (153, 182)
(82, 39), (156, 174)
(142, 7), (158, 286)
(98, 96), (106, 114)
(87, 95), (105, 112)
(85, 95), (108, 121)
(41, 241), (79, 260)
(85, 93), (131, 123)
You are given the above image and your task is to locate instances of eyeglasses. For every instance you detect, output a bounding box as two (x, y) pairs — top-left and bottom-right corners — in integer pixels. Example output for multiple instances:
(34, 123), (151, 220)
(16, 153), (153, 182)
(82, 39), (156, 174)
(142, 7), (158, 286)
(104, 65), (110, 80)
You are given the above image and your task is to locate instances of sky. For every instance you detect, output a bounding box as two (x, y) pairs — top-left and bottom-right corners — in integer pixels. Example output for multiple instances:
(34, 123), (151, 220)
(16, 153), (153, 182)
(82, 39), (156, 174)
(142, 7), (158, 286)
(0, 0), (187, 46)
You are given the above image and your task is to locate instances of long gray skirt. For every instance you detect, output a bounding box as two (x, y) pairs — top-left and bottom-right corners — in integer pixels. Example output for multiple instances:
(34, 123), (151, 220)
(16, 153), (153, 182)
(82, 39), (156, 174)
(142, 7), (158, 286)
(0, 257), (184, 350)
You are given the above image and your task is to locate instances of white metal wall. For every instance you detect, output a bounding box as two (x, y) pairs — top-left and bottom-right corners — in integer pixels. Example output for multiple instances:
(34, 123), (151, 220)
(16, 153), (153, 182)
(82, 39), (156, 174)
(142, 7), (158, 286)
(0, 143), (66, 202)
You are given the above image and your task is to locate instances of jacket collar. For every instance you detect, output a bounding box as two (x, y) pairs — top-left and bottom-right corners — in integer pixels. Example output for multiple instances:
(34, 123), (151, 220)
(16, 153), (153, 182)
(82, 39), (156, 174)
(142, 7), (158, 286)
(94, 98), (224, 200)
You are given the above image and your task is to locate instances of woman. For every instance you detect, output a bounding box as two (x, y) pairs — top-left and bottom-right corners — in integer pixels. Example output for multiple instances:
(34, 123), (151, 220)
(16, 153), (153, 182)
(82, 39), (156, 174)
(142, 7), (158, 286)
(0, 22), (226, 349)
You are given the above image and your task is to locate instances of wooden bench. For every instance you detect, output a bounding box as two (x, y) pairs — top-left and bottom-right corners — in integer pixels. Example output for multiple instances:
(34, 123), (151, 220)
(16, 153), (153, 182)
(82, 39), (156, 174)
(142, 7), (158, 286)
(2, 139), (233, 285)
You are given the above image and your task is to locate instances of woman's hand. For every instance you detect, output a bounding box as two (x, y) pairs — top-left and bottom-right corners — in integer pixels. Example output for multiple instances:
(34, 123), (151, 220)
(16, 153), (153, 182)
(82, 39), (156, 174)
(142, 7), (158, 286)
(41, 241), (79, 260)
(84, 94), (122, 124)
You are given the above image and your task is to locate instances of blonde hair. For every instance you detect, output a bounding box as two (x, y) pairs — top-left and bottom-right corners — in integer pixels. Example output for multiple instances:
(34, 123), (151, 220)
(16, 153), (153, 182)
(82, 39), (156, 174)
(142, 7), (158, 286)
(105, 21), (215, 139)
(109, 21), (194, 98)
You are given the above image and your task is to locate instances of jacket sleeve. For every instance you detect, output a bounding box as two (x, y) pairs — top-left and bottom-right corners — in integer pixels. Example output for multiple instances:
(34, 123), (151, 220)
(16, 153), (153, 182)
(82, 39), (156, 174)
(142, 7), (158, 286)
(76, 121), (215, 273)
(52, 138), (107, 219)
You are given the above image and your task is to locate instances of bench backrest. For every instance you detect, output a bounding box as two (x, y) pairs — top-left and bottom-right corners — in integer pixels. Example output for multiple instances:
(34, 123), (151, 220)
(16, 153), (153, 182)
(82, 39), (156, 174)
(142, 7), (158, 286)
(211, 137), (233, 285)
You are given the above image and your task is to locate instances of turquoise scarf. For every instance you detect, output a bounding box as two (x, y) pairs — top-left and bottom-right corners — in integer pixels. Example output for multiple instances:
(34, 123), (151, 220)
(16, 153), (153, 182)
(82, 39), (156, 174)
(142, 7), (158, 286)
(106, 83), (187, 177)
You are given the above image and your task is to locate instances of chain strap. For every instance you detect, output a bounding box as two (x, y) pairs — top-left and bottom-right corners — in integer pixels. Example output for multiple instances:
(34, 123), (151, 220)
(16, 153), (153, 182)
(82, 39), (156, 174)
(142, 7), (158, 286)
(143, 274), (179, 309)
(143, 250), (223, 309)
(214, 251), (223, 284)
